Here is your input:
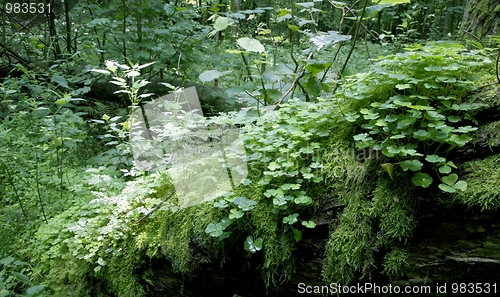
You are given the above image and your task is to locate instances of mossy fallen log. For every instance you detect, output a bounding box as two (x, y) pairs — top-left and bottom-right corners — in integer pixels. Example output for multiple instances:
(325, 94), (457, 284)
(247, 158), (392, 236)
(87, 77), (241, 116)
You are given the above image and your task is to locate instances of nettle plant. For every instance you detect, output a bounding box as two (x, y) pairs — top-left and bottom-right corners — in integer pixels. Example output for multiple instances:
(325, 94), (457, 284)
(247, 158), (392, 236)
(343, 43), (490, 192)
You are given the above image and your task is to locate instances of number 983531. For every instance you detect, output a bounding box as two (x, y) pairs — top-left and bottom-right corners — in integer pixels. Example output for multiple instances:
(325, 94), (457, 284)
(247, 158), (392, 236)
(5, 2), (52, 14)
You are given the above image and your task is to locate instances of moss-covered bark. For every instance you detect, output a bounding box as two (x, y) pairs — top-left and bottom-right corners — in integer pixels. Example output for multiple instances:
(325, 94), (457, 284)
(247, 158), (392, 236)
(461, 0), (500, 39)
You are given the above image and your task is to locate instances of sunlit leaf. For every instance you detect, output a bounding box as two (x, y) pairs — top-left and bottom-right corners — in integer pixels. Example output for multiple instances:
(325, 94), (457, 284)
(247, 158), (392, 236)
(237, 37), (266, 53)
(199, 70), (232, 83)
(302, 220), (316, 228)
(214, 16), (231, 31)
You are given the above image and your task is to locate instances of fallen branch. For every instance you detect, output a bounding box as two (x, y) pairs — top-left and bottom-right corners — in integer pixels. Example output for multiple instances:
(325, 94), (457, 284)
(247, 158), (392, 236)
(135, 189), (176, 224)
(272, 52), (314, 110)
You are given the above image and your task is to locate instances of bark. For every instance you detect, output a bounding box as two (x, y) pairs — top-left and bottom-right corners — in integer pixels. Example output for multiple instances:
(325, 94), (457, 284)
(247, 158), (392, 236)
(461, 0), (500, 39)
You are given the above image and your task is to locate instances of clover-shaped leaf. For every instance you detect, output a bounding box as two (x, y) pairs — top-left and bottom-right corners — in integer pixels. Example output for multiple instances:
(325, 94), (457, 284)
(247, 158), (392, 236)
(439, 174), (467, 193)
(354, 133), (373, 142)
(449, 134), (472, 146)
(411, 172), (433, 188)
(302, 220), (316, 228)
(268, 162), (280, 171)
(205, 223), (225, 237)
(214, 200), (229, 208)
(425, 155), (446, 163)
(229, 208), (244, 219)
(401, 159), (423, 171)
(283, 213), (299, 225)
(294, 192), (312, 205)
(233, 196), (257, 211)
(273, 195), (287, 206)
(244, 236), (263, 253)
(441, 173), (458, 186)
(292, 228), (302, 242)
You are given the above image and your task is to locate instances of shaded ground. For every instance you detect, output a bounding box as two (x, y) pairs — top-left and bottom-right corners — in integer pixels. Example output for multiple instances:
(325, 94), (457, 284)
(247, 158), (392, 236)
(141, 198), (500, 296)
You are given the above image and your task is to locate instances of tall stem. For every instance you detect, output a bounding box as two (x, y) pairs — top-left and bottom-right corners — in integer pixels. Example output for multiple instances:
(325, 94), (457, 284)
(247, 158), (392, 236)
(35, 150), (48, 224)
(339, 0), (368, 77)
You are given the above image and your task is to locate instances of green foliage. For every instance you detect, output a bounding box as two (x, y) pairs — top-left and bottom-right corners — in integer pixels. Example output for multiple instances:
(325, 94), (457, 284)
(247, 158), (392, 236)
(322, 196), (374, 285)
(453, 154), (500, 210)
(1, 0), (499, 294)
(382, 248), (409, 276)
(90, 60), (156, 107)
(321, 42), (497, 286)
(342, 43), (490, 191)
(0, 257), (44, 297)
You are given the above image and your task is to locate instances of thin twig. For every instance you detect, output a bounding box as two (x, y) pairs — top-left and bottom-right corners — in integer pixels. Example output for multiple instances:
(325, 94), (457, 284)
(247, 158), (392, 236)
(339, 0), (369, 78)
(240, 53), (254, 82)
(135, 189), (176, 223)
(477, 81), (500, 89)
(272, 52), (314, 110)
(463, 31), (485, 49)
(496, 47), (500, 84)
(34, 150), (48, 224)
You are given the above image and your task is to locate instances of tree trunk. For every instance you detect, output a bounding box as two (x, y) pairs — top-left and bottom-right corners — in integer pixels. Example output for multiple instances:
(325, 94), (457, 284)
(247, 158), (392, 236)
(142, 198), (500, 297)
(461, 0), (500, 39)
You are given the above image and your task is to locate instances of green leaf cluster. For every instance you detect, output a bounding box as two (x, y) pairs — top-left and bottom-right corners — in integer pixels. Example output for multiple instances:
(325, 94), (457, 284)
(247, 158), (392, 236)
(343, 43), (490, 191)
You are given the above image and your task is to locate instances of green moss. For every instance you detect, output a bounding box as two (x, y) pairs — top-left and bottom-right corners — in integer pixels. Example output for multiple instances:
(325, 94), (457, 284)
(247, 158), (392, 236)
(382, 248), (409, 276)
(159, 202), (226, 273)
(483, 120), (500, 148)
(463, 0), (500, 39)
(454, 154), (500, 210)
(104, 239), (147, 297)
(250, 200), (295, 287)
(321, 138), (373, 202)
(322, 196), (374, 285)
(370, 177), (418, 245)
(44, 258), (94, 297)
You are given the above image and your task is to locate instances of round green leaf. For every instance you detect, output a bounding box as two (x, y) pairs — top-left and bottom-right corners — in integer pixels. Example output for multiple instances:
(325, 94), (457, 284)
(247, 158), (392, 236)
(302, 220), (316, 228)
(439, 183), (456, 193)
(214, 16), (230, 31)
(233, 196), (257, 211)
(425, 154), (446, 163)
(229, 209), (244, 219)
(453, 180), (467, 192)
(441, 174), (458, 186)
(283, 213), (299, 224)
(412, 172), (433, 188)
(244, 236), (263, 253)
(439, 165), (452, 174)
(401, 159), (423, 171)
